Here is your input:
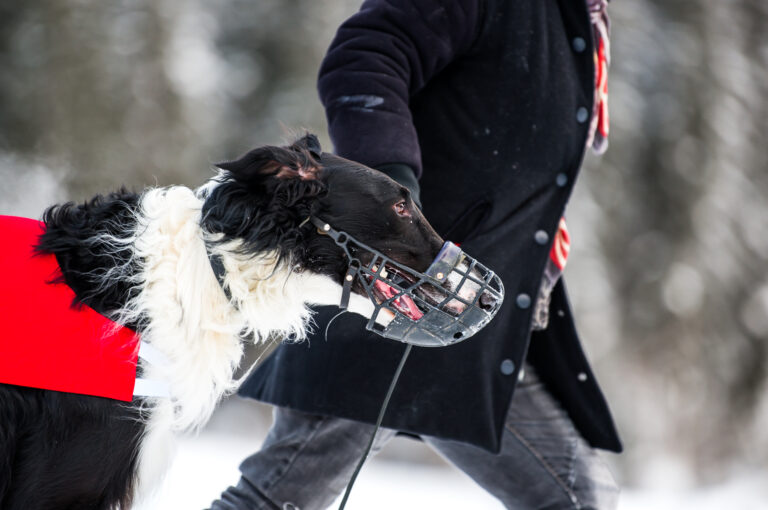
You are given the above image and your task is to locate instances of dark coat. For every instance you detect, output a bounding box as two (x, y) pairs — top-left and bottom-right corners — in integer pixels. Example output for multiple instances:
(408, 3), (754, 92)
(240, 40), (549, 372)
(240, 0), (622, 453)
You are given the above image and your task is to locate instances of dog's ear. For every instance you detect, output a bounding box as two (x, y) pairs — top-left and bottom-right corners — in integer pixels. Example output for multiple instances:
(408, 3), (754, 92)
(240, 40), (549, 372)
(204, 135), (327, 258)
(292, 133), (322, 159)
(217, 135), (322, 184)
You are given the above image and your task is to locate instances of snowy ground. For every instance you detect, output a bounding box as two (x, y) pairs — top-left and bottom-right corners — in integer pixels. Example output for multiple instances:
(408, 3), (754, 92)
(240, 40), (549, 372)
(135, 401), (768, 510)
(136, 431), (503, 510)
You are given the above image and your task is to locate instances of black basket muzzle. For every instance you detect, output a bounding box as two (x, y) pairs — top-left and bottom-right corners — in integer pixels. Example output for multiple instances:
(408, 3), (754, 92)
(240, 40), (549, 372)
(311, 217), (504, 347)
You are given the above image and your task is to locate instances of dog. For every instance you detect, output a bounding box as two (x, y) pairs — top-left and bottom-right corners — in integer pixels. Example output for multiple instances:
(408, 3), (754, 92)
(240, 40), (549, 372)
(0, 133), (451, 510)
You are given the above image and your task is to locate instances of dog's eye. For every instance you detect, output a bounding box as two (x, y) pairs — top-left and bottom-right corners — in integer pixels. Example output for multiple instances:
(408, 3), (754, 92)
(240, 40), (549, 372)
(393, 200), (408, 216)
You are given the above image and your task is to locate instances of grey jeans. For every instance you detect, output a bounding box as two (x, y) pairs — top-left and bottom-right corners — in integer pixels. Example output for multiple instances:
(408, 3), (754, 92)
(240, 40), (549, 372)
(209, 365), (619, 510)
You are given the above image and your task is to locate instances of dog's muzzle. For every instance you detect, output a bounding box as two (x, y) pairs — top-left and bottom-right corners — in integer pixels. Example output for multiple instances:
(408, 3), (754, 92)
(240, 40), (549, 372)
(311, 217), (504, 347)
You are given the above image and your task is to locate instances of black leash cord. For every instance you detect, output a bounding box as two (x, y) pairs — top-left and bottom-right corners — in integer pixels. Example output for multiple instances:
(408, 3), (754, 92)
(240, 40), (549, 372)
(338, 343), (413, 510)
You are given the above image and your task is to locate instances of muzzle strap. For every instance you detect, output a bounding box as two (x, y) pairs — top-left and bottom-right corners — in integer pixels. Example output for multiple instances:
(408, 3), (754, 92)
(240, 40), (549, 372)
(311, 215), (356, 311)
(339, 263), (358, 310)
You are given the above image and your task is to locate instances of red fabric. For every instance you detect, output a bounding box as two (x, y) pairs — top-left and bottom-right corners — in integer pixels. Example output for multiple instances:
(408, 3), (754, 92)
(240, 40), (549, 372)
(595, 37), (609, 139)
(549, 217), (571, 271)
(0, 216), (139, 401)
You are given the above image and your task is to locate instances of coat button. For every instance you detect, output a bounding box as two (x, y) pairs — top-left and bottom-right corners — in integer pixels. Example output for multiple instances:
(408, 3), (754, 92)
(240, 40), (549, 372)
(555, 173), (568, 187)
(500, 359), (515, 375)
(576, 106), (590, 123)
(534, 230), (549, 245)
(577, 372), (588, 382)
(516, 293), (531, 309)
(572, 37), (587, 53)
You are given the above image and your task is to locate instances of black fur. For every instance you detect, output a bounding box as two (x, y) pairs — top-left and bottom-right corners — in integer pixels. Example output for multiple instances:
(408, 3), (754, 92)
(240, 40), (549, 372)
(202, 135), (328, 263)
(204, 134), (443, 283)
(0, 133), (443, 509)
(0, 387), (144, 510)
(37, 189), (142, 324)
(2, 190), (145, 510)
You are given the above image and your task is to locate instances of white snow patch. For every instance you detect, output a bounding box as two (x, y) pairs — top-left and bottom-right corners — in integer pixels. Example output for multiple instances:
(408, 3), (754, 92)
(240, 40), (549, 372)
(135, 422), (768, 510)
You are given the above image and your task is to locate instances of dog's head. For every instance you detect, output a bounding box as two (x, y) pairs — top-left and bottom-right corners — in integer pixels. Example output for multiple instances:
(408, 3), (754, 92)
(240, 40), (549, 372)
(202, 134), (499, 330)
(203, 133), (440, 272)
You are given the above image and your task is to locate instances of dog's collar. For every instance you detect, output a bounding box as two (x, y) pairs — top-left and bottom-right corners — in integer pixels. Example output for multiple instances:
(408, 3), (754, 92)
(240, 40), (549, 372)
(204, 218), (354, 312)
(207, 250), (232, 302)
(206, 216), (315, 305)
(205, 248), (259, 343)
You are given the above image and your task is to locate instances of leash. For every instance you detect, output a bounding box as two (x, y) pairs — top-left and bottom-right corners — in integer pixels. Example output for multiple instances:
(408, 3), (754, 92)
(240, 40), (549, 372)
(205, 220), (412, 508)
(338, 343), (412, 510)
(310, 217), (416, 507)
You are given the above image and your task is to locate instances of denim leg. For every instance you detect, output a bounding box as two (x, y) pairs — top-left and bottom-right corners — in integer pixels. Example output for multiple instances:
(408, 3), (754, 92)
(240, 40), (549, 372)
(423, 364), (619, 510)
(208, 406), (395, 510)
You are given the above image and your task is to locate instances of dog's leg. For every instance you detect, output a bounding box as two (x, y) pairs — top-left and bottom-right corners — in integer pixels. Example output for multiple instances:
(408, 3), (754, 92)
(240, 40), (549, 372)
(0, 407), (17, 507)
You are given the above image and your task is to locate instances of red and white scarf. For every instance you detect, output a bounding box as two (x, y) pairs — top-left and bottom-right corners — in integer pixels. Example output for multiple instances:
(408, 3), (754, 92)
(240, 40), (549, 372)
(586, 0), (611, 154)
(532, 0), (611, 330)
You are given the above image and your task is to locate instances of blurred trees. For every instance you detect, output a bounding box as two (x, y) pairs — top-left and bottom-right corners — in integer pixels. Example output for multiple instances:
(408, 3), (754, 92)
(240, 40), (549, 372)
(0, 1), (189, 194)
(569, 0), (768, 485)
(0, 0), (358, 199)
(0, 0), (766, 487)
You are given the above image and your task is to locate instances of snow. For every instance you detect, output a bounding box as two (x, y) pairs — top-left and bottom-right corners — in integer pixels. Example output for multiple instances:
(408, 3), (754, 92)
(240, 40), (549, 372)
(135, 411), (768, 510)
(136, 431), (504, 510)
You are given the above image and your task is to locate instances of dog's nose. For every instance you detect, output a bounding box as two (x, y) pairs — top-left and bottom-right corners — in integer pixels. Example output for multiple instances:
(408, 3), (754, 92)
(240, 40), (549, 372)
(478, 290), (500, 311)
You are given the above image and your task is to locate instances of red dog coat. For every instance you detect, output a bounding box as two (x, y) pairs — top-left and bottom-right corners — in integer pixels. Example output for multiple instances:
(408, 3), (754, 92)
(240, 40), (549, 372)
(0, 215), (140, 401)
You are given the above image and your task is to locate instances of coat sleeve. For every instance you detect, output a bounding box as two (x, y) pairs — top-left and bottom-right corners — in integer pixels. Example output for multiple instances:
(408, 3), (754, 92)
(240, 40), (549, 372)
(318, 0), (483, 178)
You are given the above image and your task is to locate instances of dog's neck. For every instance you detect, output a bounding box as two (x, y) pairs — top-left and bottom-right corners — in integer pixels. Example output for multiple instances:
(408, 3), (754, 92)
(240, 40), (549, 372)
(129, 186), (244, 431)
(128, 184), (368, 432)
(126, 182), (380, 498)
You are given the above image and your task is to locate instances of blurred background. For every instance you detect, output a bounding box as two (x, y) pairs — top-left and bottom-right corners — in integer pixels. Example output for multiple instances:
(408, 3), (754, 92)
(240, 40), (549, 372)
(1, 0), (767, 507)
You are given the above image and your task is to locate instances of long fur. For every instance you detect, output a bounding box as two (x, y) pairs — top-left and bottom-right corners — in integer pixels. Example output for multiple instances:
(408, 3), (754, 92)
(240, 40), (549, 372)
(110, 185), (352, 498)
(0, 134), (442, 509)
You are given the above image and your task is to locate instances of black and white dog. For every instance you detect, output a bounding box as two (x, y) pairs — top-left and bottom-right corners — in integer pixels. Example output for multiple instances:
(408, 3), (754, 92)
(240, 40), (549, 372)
(0, 134), (446, 510)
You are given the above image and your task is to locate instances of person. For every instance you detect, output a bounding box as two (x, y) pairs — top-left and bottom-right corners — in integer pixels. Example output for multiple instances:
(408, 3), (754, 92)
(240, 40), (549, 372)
(210, 0), (621, 508)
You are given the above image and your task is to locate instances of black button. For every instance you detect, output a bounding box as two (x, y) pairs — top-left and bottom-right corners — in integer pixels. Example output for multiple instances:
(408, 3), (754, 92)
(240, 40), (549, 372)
(500, 359), (515, 375)
(534, 230), (549, 245)
(556, 173), (568, 187)
(516, 293), (531, 309)
(576, 106), (589, 124)
(572, 37), (587, 53)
